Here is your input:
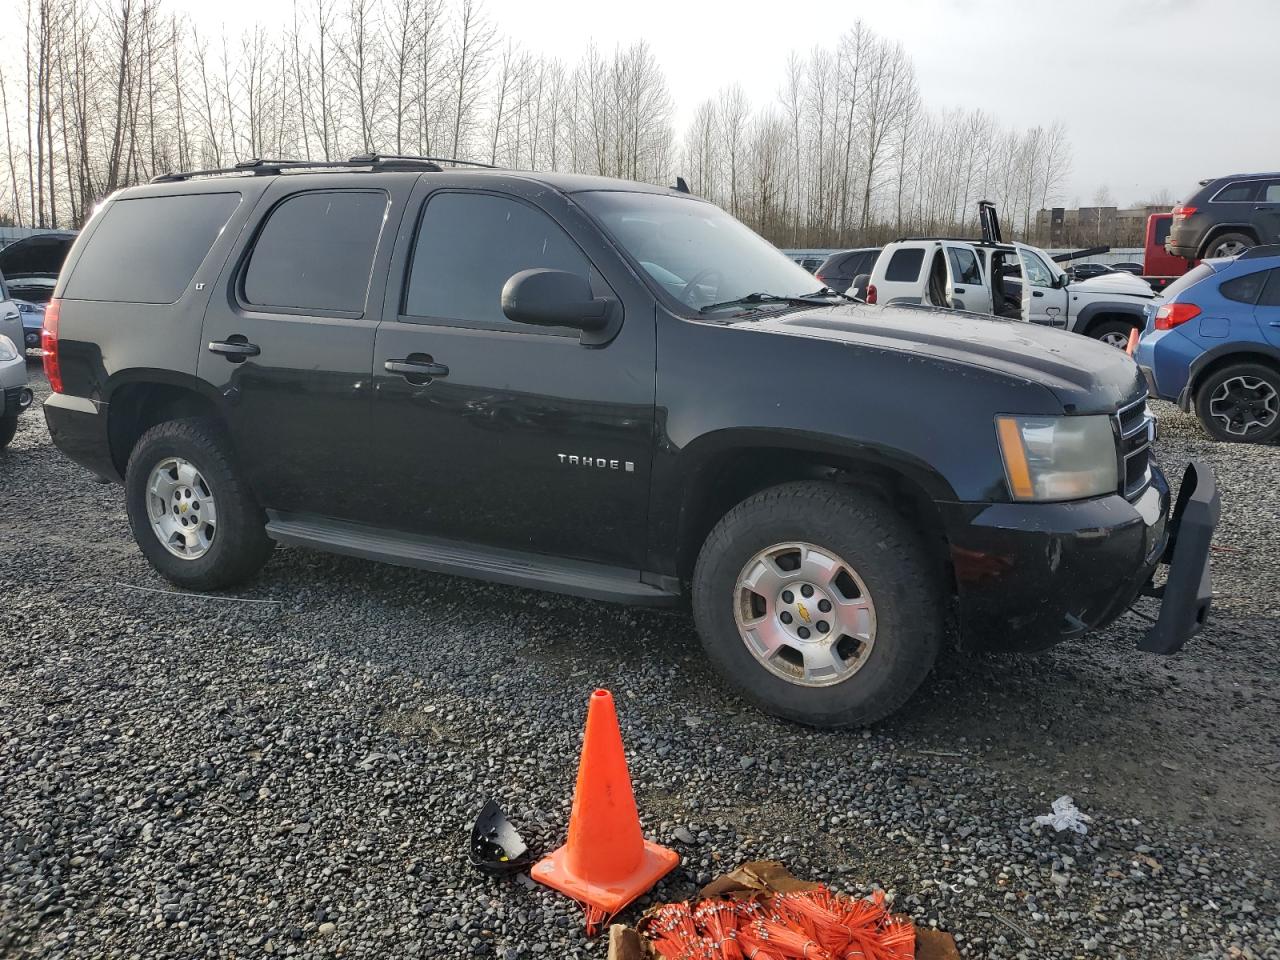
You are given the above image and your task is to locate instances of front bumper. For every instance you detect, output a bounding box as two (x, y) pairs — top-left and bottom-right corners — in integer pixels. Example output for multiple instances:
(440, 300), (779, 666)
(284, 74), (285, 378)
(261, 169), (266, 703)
(939, 462), (1218, 654)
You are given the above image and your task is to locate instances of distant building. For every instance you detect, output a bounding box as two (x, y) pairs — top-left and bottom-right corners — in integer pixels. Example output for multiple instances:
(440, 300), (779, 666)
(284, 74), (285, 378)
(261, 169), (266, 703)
(1036, 204), (1169, 248)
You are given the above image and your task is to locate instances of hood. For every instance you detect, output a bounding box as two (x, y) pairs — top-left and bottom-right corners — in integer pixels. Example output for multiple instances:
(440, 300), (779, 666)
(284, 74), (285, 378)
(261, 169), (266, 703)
(1069, 271), (1155, 297)
(742, 302), (1145, 413)
(0, 232), (76, 279)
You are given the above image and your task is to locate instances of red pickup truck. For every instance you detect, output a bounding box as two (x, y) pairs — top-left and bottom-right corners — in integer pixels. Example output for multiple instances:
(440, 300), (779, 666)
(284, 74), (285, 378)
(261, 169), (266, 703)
(1143, 213), (1192, 291)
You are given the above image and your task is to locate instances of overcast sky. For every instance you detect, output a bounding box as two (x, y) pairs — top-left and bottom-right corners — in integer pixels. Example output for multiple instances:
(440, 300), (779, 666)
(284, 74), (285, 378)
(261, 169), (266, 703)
(179, 0), (1278, 207)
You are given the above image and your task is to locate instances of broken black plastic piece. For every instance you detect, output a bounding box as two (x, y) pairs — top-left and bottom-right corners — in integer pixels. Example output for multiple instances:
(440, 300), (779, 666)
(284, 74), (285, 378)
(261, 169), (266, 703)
(469, 799), (534, 875)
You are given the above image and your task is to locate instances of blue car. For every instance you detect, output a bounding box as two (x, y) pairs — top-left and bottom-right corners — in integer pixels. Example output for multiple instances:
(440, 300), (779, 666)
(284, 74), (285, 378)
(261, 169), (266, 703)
(1136, 245), (1280, 443)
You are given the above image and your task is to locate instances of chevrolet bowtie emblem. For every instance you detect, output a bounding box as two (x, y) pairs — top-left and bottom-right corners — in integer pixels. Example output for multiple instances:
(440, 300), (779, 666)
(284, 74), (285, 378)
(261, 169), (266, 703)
(796, 602), (811, 624)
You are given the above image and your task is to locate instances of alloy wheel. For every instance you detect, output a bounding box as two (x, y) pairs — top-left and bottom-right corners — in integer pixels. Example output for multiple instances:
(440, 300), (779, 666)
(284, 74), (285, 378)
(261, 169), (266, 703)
(1211, 239), (1249, 258)
(1208, 375), (1279, 437)
(146, 457), (218, 559)
(733, 542), (876, 687)
(1099, 330), (1132, 349)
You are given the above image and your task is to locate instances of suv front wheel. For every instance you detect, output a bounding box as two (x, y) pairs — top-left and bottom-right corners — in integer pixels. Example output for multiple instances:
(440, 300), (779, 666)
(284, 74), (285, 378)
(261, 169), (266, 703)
(692, 482), (942, 727)
(125, 417), (274, 589)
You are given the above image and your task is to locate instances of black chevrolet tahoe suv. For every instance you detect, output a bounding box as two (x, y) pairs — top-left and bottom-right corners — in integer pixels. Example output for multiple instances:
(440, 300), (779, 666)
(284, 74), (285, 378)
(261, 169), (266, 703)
(42, 156), (1220, 727)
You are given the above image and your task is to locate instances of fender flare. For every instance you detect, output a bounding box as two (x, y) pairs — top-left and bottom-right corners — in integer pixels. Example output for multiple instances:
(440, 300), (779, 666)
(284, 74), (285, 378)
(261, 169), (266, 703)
(1180, 342), (1280, 410)
(1071, 299), (1147, 336)
(1197, 223), (1260, 259)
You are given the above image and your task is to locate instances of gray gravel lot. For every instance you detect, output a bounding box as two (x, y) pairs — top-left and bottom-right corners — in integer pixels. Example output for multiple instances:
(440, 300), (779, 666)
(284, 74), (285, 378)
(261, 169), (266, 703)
(2, 363), (1278, 959)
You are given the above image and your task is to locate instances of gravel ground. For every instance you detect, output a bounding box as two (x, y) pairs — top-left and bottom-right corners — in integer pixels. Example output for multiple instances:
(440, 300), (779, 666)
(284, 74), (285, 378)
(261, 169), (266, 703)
(2, 363), (1278, 960)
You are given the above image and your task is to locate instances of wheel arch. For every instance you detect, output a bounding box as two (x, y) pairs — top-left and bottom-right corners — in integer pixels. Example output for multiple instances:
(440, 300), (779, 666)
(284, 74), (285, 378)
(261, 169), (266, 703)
(672, 432), (957, 586)
(105, 370), (227, 479)
(1197, 224), (1260, 260)
(1073, 301), (1146, 338)
(1184, 346), (1280, 410)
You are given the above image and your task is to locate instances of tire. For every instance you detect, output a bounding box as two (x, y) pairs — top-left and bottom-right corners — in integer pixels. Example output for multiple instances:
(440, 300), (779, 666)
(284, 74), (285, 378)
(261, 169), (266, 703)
(1203, 232), (1254, 260)
(0, 415), (17, 449)
(1090, 319), (1138, 349)
(1193, 362), (1280, 444)
(125, 417), (274, 589)
(692, 481), (943, 728)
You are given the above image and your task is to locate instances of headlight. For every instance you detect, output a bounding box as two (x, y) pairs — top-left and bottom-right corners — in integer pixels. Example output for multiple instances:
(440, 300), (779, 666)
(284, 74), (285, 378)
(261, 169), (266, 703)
(995, 414), (1118, 502)
(0, 335), (19, 362)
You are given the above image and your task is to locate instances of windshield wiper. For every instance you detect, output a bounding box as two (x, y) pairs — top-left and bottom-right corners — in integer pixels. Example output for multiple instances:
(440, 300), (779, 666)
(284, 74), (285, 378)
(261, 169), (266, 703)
(699, 290), (848, 314)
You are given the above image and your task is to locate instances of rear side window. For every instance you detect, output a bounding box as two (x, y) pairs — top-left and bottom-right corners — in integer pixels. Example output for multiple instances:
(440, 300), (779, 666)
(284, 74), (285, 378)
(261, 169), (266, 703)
(1212, 181), (1258, 203)
(404, 192), (591, 327)
(884, 248), (924, 282)
(1259, 270), (1280, 307)
(1220, 270), (1267, 304)
(1153, 218), (1171, 245)
(1264, 182), (1280, 203)
(947, 247), (983, 285)
(243, 190), (388, 314)
(63, 193), (240, 304)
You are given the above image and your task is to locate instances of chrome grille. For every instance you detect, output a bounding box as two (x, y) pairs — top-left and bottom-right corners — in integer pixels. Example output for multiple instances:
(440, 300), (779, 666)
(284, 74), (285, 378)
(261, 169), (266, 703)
(1114, 397), (1155, 500)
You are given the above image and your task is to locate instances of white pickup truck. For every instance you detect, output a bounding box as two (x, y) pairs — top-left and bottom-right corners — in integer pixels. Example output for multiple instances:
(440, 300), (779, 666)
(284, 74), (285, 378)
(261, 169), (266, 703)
(862, 236), (1157, 347)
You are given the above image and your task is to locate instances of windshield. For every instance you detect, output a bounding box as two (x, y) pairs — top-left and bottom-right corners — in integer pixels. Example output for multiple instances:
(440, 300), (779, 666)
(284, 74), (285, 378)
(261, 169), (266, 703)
(576, 191), (820, 313)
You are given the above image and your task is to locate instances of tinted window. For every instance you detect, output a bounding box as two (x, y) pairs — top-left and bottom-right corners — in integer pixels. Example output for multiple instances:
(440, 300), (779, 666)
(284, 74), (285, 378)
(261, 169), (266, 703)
(1259, 270), (1280, 307)
(405, 192), (591, 325)
(947, 247), (983, 285)
(244, 191), (387, 314)
(1220, 270), (1267, 304)
(1153, 217), (1171, 245)
(1264, 182), (1280, 203)
(63, 193), (240, 304)
(885, 248), (925, 282)
(1213, 181), (1258, 203)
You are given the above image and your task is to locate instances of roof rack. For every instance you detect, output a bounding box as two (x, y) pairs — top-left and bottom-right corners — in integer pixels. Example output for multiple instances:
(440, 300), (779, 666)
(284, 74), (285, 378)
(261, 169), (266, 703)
(151, 154), (497, 184)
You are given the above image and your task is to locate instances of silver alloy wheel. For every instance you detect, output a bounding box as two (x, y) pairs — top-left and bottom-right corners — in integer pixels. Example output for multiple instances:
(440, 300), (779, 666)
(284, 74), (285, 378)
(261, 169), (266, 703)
(1208, 375), (1279, 436)
(733, 541), (876, 687)
(146, 457), (218, 559)
(1211, 238), (1249, 258)
(1099, 330), (1132, 349)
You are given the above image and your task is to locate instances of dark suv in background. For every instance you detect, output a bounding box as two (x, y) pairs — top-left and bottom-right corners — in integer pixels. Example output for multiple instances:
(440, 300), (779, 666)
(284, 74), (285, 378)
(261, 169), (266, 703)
(42, 155), (1217, 728)
(815, 247), (880, 296)
(1168, 173), (1280, 261)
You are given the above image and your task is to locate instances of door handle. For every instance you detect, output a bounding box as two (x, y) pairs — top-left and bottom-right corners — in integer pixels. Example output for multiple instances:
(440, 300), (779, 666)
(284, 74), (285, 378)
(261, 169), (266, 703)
(1032, 291), (1044, 298)
(1270, 321), (1280, 328)
(385, 358), (449, 378)
(3, 310), (18, 320)
(208, 337), (260, 361)
(953, 287), (965, 294)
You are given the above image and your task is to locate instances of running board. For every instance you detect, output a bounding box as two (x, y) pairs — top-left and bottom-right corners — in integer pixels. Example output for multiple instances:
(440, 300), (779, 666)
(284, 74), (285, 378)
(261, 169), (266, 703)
(265, 513), (681, 606)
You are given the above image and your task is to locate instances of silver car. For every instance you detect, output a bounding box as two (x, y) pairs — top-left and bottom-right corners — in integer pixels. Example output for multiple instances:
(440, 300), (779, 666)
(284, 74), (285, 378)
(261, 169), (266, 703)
(0, 332), (33, 449)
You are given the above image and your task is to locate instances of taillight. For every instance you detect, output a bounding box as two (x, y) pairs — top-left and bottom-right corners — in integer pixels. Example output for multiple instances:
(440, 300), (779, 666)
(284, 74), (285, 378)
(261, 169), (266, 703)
(1173, 205), (1197, 220)
(42, 298), (62, 393)
(865, 284), (877, 305)
(1154, 302), (1201, 330)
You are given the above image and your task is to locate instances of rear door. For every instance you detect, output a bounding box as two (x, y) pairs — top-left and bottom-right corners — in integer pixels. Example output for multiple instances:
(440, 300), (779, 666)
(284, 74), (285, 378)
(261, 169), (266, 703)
(941, 242), (992, 314)
(1014, 242), (1069, 327)
(1254, 181), (1280, 247)
(197, 178), (410, 520)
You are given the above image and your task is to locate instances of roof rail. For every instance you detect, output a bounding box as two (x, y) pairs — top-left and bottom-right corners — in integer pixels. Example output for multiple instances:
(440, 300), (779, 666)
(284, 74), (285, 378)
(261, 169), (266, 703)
(1238, 244), (1280, 260)
(150, 153), (498, 184)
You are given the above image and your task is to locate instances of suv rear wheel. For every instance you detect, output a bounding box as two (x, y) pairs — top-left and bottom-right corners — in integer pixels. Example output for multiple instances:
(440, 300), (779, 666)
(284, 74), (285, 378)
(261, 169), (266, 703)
(1204, 232), (1254, 259)
(0, 415), (17, 449)
(125, 417), (274, 589)
(692, 482), (942, 727)
(1194, 362), (1280, 444)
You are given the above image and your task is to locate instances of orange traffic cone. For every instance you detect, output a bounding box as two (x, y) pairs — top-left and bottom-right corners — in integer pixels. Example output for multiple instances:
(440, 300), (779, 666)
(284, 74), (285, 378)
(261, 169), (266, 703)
(1126, 326), (1140, 356)
(532, 689), (679, 934)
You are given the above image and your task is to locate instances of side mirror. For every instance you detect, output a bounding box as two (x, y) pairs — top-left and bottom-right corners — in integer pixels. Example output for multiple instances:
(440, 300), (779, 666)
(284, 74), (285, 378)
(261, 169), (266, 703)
(501, 269), (617, 342)
(851, 274), (871, 301)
